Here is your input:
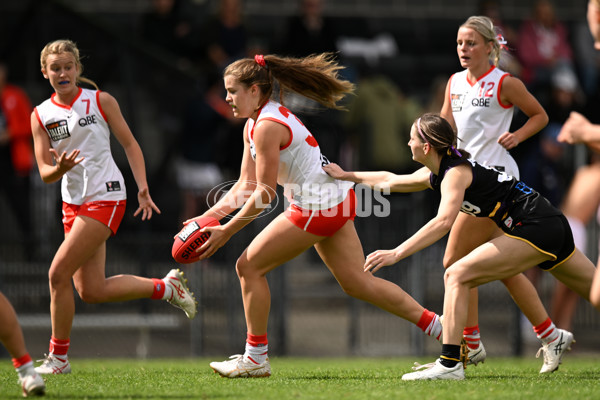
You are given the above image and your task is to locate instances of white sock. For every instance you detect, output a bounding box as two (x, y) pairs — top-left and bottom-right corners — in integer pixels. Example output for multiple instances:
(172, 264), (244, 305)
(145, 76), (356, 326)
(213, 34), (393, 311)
(161, 279), (173, 300)
(245, 342), (268, 364)
(426, 315), (443, 342)
(537, 322), (559, 344)
(16, 361), (35, 380)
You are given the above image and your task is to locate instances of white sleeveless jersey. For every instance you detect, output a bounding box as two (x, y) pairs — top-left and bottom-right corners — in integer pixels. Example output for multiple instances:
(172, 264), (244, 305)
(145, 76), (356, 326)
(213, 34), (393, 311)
(449, 66), (519, 178)
(247, 101), (353, 210)
(34, 88), (126, 204)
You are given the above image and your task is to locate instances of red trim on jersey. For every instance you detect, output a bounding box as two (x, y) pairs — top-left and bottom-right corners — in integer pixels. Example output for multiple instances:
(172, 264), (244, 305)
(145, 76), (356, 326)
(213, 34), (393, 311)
(259, 117), (293, 150)
(96, 90), (108, 121)
(467, 65), (495, 86)
(497, 73), (513, 109)
(50, 87), (82, 109)
(34, 107), (47, 133)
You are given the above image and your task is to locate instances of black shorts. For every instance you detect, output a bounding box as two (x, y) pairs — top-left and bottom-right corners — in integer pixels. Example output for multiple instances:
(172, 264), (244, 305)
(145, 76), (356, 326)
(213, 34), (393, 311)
(502, 214), (575, 271)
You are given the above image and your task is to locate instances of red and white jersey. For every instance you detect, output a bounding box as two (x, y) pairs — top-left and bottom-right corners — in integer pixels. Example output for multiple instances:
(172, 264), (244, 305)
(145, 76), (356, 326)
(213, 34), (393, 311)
(34, 87), (126, 204)
(247, 101), (353, 210)
(449, 66), (519, 178)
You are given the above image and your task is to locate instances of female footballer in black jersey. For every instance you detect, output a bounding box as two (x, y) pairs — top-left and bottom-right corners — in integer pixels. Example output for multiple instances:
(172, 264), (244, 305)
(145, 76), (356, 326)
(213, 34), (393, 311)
(324, 113), (597, 380)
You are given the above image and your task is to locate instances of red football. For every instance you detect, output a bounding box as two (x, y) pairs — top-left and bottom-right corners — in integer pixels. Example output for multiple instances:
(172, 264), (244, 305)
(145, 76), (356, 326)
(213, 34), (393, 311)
(172, 216), (220, 264)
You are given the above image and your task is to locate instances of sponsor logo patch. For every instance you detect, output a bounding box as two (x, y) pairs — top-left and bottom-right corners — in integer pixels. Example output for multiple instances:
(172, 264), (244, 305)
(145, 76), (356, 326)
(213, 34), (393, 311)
(105, 181), (122, 192)
(451, 94), (465, 112)
(46, 120), (70, 141)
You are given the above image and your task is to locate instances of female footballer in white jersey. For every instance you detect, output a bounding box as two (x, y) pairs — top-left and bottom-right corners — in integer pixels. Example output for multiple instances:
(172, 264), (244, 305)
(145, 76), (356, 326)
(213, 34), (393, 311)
(194, 53), (445, 378)
(30, 39), (196, 374)
(439, 16), (571, 373)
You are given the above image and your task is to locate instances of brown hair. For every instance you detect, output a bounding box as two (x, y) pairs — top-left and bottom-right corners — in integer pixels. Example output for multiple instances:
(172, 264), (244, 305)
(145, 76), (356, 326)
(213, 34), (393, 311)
(40, 39), (99, 90)
(415, 113), (471, 160)
(223, 53), (354, 110)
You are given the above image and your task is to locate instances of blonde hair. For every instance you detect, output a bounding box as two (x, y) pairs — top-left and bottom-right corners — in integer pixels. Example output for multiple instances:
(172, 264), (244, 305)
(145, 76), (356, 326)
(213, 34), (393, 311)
(223, 53), (354, 110)
(460, 16), (502, 67)
(40, 39), (99, 90)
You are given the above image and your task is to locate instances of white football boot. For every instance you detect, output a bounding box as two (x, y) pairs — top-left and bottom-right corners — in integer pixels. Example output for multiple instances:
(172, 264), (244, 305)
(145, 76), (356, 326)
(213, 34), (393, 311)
(210, 354), (271, 378)
(537, 329), (574, 374)
(163, 269), (197, 319)
(19, 371), (46, 397)
(402, 358), (465, 381)
(466, 341), (486, 366)
(35, 354), (71, 375)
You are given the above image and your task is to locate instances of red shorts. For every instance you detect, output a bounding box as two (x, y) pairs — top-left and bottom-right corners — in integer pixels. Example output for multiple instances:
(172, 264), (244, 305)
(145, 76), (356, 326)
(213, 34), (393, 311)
(284, 189), (356, 237)
(62, 200), (126, 236)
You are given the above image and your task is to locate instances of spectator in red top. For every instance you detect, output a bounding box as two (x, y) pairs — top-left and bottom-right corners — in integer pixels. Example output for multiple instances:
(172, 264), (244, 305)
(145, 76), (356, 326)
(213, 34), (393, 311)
(0, 62), (34, 237)
(516, 0), (578, 102)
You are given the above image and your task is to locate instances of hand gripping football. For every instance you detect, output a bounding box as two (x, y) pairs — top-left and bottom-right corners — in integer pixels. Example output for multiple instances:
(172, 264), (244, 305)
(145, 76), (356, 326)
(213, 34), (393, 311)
(172, 216), (220, 263)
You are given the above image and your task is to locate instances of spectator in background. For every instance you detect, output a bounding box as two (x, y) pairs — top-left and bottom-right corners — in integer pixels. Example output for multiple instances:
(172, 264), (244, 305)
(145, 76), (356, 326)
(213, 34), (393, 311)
(344, 72), (421, 173)
(516, 0), (578, 104)
(0, 62), (34, 238)
(279, 0), (338, 57)
(140, 0), (199, 66)
(202, 0), (248, 72)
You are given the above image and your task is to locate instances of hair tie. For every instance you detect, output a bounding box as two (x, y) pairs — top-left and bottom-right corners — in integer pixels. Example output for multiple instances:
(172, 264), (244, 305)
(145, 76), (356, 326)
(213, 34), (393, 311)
(254, 54), (267, 69)
(449, 145), (463, 158)
(416, 118), (429, 144)
(496, 34), (508, 51)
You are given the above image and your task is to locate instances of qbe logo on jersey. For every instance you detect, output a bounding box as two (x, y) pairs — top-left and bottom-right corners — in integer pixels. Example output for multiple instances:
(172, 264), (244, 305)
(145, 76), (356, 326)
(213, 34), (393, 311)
(451, 94), (465, 112)
(45, 119), (70, 141)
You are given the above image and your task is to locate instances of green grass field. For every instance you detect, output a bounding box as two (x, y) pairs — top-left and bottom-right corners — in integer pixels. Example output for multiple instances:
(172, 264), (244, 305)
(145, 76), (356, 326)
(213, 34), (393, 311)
(1, 356), (598, 399)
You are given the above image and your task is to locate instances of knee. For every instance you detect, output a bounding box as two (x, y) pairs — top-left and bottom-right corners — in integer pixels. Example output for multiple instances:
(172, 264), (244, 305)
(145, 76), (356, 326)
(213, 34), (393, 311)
(337, 275), (370, 300)
(48, 265), (72, 292)
(235, 255), (258, 280)
(444, 265), (467, 289)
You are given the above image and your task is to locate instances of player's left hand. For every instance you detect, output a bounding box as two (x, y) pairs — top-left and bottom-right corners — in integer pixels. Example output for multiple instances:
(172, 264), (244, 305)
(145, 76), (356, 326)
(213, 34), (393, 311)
(497, 131), (519, 150)
(134, 187), (161, 220)
(364, 249), (401, 273)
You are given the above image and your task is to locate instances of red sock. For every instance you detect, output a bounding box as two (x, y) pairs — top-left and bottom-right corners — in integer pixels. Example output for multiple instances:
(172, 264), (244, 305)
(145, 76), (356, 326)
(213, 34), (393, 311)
(246, 333), (268, 346)
(416, 309), (442, 340)
(463, 325), (481, 350)
(50, 336), (70, 358)
(12, 354), (32, 369)
(533, 318), (558, 343)
(150, 278), (166, 299)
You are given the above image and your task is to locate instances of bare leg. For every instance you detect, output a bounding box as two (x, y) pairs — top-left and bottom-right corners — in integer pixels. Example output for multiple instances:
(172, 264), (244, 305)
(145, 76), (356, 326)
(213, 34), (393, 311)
(0, 292), (28, 359)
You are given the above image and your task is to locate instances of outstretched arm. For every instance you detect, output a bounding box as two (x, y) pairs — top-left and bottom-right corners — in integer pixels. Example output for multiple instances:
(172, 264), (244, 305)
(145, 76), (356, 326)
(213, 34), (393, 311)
(364, 164), (471, 273)
(323, 163), (431, 192)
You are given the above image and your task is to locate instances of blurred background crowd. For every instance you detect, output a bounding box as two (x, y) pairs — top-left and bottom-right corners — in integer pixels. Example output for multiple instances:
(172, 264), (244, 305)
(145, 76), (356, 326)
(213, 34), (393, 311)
(1, 0), (599, 358)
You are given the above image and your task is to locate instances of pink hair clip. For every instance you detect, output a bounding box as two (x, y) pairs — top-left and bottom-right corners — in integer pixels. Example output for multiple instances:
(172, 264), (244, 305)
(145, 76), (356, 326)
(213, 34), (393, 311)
(254, 54), (267, 68)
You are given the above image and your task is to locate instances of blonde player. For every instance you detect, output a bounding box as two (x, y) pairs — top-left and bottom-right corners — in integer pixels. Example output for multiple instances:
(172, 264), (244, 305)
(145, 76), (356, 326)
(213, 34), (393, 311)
(439, 16), (571, 373)
(31, 39), (197, 374)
